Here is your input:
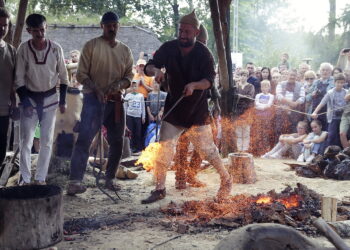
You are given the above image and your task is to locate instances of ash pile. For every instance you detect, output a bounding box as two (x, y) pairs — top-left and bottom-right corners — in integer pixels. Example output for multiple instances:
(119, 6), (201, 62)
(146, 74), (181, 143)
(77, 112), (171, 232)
(293, 146), (350, 179)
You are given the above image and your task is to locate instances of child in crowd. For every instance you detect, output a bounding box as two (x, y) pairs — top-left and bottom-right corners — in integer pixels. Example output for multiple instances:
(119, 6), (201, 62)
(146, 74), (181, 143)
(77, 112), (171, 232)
(311, 73), (347, 148)
(146, 82), (167, 123)
(297, 119), (327, 163)
(339, 76), (350, 148)
(234, 69), (255, 152)
(251, 80), (275, 156)
(124, 80), (146, 153)
(262, 121), (308, 159)
(278, 52), (290, 71)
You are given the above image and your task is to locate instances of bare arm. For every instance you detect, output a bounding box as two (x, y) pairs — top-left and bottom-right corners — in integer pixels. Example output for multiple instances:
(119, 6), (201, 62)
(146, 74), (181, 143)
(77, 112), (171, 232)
(183, 79), (211, 96)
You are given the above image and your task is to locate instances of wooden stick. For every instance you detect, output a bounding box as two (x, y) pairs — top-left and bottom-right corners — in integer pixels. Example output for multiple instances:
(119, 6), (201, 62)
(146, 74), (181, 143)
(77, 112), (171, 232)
(149, 235), (182, 250)
(313, 218), (350, 250)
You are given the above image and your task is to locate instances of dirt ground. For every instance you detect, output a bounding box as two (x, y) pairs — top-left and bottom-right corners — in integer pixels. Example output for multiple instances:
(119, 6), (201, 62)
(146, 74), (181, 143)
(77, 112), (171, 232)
(52, 157), (350, 250)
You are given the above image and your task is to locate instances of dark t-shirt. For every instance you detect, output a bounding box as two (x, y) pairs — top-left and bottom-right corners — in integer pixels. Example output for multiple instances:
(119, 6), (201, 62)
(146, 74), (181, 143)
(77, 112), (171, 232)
(145, 40), (216, 128)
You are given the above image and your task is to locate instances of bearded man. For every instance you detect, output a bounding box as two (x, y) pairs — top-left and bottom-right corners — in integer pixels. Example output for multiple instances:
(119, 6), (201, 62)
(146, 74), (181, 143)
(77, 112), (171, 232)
(141, 10), (232, 204)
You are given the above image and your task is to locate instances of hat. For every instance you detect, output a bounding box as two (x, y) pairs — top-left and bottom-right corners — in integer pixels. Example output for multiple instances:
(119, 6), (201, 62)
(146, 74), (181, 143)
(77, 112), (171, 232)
(101, 11), (119, 24)
(197, 24), (208, 43)
(136, 59), (146, 66)
(179, 10), (200, 29)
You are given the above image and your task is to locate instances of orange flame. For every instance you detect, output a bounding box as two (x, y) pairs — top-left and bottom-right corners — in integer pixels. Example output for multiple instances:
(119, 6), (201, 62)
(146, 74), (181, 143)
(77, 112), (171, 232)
(135, 142), (162, 171)
(277, 195), (300, 209)
(256, 196), (273, 204)
(256, 194), (300, 209)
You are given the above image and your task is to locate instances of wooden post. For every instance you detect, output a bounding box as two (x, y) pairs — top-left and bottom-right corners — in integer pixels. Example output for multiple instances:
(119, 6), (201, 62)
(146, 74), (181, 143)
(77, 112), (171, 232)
(12, 0), (28, 48)
(209, 0), (229, 92)
(313, 218), (350, 250)
(0, 185), (63, 249)
(229, 152), (256, 184)
(322, 197), (338, 222)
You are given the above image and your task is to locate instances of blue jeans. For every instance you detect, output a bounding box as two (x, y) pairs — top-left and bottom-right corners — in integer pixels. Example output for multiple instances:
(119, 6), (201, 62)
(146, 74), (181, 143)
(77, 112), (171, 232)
(69, 93), (125, 181)
(327, 119), (341, 148)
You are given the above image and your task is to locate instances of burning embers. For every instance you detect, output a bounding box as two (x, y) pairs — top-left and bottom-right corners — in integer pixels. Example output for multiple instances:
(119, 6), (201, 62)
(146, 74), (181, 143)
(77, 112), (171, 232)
(162, 183), (322, 235)
(256, 194), (300, 209)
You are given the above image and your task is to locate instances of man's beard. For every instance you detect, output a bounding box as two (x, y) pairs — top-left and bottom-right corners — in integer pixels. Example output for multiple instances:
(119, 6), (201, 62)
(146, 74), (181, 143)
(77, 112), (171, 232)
(178, 38), (194, 48)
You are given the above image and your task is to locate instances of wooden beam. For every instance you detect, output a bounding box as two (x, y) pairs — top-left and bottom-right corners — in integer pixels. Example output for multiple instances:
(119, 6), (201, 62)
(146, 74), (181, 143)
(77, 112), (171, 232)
(12, 0), (28, 48)
(313, 218), (350, 250)
(209, 0), (229, 92)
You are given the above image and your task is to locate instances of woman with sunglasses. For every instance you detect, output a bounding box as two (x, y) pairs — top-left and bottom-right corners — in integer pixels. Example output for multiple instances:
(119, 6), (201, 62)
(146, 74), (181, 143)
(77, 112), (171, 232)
(304, 70), (317, 121)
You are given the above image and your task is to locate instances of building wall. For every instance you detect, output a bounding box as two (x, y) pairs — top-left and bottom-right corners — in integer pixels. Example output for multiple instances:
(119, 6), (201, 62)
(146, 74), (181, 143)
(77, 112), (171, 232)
(21, 25), (162, 62)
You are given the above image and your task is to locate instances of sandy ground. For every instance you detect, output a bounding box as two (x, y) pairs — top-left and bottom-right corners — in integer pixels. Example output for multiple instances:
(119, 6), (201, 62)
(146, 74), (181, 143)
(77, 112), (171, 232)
(52, 157), (350, 250)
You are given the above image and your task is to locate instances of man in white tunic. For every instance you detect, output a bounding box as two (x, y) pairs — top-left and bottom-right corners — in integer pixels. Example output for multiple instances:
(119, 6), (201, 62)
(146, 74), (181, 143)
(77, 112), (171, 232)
(15, 13), (69, 185)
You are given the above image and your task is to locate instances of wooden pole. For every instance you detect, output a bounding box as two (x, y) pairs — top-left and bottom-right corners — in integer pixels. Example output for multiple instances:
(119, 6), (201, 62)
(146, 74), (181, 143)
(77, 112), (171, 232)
(313, 218), (350, 250)
(322, 197), (338, 222)
(209, 0), (229, 92)
(12, 0), (28, 48)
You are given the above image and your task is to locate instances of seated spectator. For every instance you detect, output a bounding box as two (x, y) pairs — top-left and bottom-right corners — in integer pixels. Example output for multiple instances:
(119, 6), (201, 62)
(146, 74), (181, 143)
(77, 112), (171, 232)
(312, 73), (347, 148)
(297, 119), (327, 163)
(251, 80), (274, 156)
(262, 121), (308, 159)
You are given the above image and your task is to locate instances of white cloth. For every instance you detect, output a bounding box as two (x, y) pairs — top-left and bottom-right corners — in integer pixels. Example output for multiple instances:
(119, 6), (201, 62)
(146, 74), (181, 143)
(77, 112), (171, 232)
(124, 92), (145, 119)
(15, 40), (69, 91)
(255, 93), (274, 110)
(19, 107), (57, 183)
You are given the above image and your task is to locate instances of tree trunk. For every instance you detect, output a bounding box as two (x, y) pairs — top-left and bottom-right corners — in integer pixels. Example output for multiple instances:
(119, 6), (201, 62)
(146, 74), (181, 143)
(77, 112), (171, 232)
(0, 185), (63, 249)
(0, 0), (5, 7)
(209, 0), (229, 92)
(328, 0), (336, 42)
(229, 152), (256, 184)
(172, 0), (179, 38)
(12, 0), (28, 49)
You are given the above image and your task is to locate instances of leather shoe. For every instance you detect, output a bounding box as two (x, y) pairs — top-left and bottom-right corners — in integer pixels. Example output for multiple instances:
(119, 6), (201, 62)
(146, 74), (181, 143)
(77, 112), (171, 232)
(141, 189), (166, 204)
(66, 181), (87, 196)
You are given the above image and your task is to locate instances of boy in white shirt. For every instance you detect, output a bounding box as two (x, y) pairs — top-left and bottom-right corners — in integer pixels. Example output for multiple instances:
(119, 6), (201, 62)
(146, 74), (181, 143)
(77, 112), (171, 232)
(252, 80), (275, 155)
(124, 80), (145, 153)
(15, 14), (69, 185)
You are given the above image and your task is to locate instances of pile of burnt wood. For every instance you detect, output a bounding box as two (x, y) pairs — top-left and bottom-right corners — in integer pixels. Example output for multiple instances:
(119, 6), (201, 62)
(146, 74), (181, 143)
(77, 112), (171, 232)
(291, 146), (350, 179)
(162, 183), (325, 235)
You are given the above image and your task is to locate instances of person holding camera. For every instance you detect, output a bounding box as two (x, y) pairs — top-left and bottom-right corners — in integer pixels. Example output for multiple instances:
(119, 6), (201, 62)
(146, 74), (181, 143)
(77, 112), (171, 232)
(337, 48), (350, 71)
(307, 63), (335, 130)
(311, 73), (347, 148)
